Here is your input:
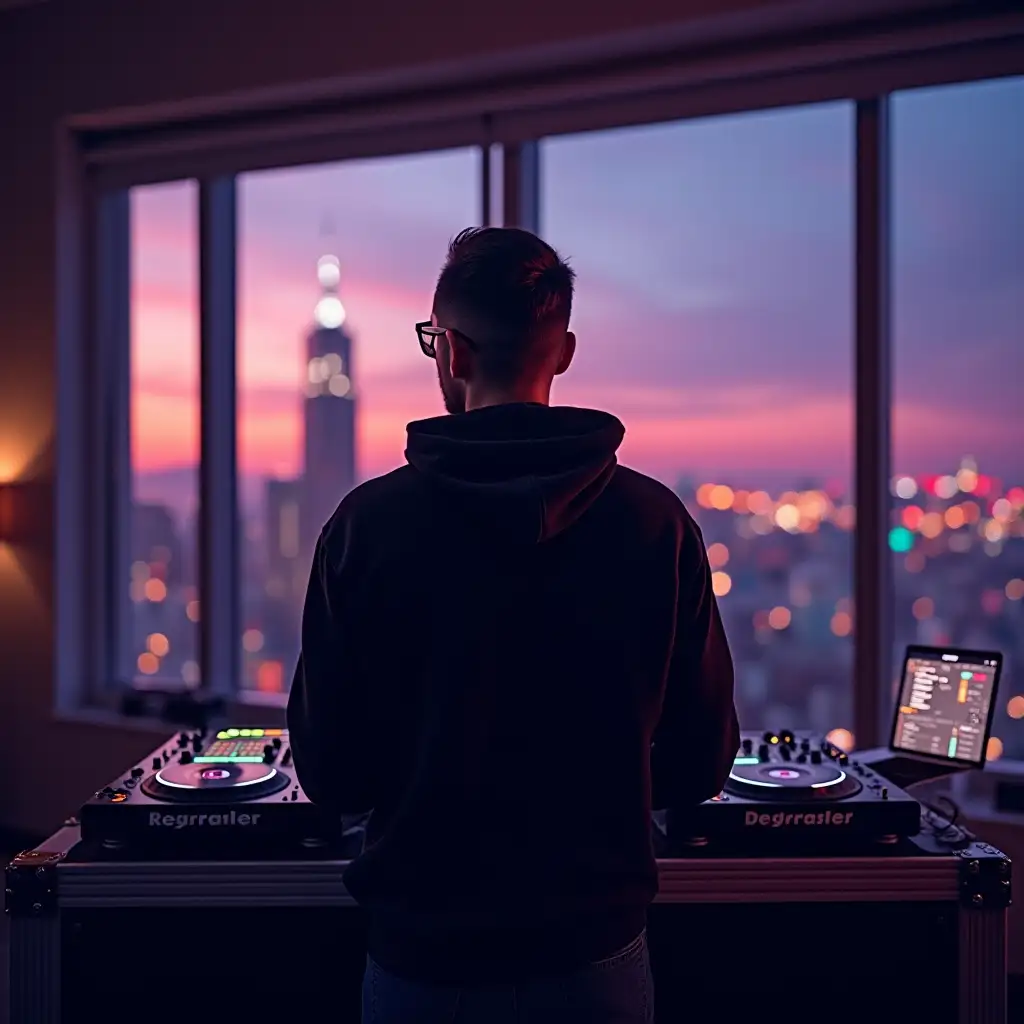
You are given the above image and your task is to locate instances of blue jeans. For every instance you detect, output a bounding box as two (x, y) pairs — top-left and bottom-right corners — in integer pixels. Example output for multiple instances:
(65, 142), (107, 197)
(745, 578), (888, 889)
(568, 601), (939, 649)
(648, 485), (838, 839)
(361, 929), (653, 1023)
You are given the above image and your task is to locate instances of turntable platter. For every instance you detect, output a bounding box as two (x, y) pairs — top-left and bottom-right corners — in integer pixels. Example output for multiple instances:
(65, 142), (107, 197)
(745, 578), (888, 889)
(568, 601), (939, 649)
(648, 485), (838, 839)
(141, 760), (290, 803)
(724, 759), (862, 802)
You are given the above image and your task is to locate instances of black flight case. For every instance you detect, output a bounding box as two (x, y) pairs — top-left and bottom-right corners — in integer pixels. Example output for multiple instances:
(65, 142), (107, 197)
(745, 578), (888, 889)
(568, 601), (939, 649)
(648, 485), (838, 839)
(6, 823), (1011, 1024)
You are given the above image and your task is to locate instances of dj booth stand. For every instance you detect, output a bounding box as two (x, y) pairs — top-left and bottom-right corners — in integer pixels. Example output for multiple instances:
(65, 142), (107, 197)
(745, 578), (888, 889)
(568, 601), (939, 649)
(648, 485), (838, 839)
(6, 824), (1011, 1024)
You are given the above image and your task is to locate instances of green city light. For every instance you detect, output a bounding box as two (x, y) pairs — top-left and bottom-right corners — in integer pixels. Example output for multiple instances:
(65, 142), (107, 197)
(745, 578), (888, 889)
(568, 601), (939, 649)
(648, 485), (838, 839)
(888, 526), (914, 553)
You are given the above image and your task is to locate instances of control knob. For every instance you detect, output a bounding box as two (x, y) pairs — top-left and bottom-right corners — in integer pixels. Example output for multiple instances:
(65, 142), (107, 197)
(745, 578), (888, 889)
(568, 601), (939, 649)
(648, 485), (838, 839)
(810, 750), (822, 764)
(130, 767), (144, 778)
(779, 730), (795, 746)
(263, 744), (276, 763)
(281, 748), (293, 766)
(179, 750), (193, 764)
(151, 757), (162, 770)
(741, 737), (753, 753)
(779, 745), (791, 761)
(757, 743), (770, 761)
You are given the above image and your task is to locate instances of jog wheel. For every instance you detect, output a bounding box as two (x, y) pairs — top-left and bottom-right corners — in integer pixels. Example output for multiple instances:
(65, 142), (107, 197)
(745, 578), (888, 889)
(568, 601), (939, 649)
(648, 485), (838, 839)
(724, 759), (862, 802)
(141, 760), (290, 803)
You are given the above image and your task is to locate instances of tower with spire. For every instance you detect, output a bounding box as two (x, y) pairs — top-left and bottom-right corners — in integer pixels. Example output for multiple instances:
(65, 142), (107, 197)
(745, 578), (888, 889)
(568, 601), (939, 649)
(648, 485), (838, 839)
(300, 238), (357, 557)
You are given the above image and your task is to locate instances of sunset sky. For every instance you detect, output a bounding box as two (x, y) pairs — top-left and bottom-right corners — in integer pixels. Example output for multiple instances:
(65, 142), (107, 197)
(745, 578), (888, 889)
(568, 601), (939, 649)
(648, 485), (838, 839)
(130, 78), (1023, 514)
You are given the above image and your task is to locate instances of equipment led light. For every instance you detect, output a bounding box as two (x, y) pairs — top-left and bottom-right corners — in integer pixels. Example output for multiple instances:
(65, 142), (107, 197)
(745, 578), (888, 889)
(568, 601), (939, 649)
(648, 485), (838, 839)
(193, 756), (265, 763)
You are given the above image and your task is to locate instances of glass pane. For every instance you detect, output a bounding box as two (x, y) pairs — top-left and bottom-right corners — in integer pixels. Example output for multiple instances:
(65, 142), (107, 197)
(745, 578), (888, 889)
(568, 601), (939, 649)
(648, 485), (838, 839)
(129, 182), (200, 688)
(238, 149), (480, 695)
(892, 78), (1024, 762)
(542, 104), (855, 739)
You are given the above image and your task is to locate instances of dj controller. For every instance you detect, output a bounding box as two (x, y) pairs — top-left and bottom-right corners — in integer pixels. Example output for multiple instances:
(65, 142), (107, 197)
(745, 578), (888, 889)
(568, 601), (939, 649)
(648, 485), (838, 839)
(80, 726), (343, 853)
(80, 725), (923, 857)
(78, 645), (1003, 858)
(667, 729), (922, 849)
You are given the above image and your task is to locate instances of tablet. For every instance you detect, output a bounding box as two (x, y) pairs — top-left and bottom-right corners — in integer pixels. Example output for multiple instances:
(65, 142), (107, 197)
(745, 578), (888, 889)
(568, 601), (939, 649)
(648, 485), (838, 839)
(889, 645), (1002, 767)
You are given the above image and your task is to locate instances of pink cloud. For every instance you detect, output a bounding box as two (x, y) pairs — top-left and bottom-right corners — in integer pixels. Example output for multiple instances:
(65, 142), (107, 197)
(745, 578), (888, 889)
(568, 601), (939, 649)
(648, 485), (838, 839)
(127, 168), (1019, 488)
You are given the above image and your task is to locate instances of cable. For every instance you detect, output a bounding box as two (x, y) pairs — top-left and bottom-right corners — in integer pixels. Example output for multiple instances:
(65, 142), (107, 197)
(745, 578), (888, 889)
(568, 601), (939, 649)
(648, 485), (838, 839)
(918, 792), (975, 848)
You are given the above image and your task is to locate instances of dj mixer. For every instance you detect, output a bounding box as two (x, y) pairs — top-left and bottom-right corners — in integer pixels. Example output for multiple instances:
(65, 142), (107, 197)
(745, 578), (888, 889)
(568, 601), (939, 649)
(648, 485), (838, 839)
(79, 726), (342, 853)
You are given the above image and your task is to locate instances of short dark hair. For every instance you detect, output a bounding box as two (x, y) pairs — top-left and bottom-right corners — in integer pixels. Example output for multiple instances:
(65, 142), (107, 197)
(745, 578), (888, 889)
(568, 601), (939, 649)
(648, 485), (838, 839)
(433, 227), (575, 385)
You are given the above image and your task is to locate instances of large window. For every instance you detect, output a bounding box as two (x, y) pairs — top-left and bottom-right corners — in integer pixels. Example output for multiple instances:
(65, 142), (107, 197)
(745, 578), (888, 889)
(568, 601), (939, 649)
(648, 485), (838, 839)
(237, 150), (480, 694)
(891, 78), (1024, 760)
(100, 56), (1021, 747)
(543, 104), (855, 737)
(127, 182), (200, 689)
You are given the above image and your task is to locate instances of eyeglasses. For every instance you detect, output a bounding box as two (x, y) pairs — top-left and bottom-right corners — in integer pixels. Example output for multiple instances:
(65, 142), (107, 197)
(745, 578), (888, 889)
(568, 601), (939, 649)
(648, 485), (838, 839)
(415, 321), (478, 359)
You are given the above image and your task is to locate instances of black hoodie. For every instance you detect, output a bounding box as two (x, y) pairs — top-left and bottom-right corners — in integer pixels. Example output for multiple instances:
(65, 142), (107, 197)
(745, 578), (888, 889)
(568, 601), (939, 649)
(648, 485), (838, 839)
(287, 403), (738, 984)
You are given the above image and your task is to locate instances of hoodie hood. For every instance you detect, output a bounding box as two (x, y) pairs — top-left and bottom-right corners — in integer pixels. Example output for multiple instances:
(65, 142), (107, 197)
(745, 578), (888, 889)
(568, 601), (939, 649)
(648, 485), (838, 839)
(405, 404), (624, 545)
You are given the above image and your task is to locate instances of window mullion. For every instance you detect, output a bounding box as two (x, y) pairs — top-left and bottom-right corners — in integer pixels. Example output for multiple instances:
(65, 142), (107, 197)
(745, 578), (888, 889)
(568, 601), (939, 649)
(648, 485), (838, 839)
(479, 145), (492, 226)
(853, 96), (893, 750)
(198, 176), (240, 698)
(76, 188), (132, 703)
(501, 142), (540, 233)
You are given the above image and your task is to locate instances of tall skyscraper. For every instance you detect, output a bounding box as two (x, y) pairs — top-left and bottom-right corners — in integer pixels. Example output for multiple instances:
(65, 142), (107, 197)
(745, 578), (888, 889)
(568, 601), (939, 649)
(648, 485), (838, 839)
(253, 247), (359, 693)
(301, 251), (357, 554)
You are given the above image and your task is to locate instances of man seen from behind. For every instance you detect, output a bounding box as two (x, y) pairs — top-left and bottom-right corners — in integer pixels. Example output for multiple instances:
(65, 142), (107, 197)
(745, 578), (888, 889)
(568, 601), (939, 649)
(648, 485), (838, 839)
(287, 226), (740, 1024)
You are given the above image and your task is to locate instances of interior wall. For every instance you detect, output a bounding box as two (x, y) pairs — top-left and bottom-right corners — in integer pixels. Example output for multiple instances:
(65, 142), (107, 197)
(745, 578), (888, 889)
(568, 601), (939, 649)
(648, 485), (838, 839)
(0, 0), (1005, 837)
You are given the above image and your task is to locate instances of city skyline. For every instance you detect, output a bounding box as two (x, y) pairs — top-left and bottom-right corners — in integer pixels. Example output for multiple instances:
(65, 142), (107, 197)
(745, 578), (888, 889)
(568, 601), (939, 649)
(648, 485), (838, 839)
(130, 79), (1023, 506)
(118, 77), (1022, 752)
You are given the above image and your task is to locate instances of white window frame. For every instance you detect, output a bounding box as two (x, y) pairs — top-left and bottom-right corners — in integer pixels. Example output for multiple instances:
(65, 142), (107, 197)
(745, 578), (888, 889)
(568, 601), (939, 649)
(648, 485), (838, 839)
(54, 7), (1024, 739)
